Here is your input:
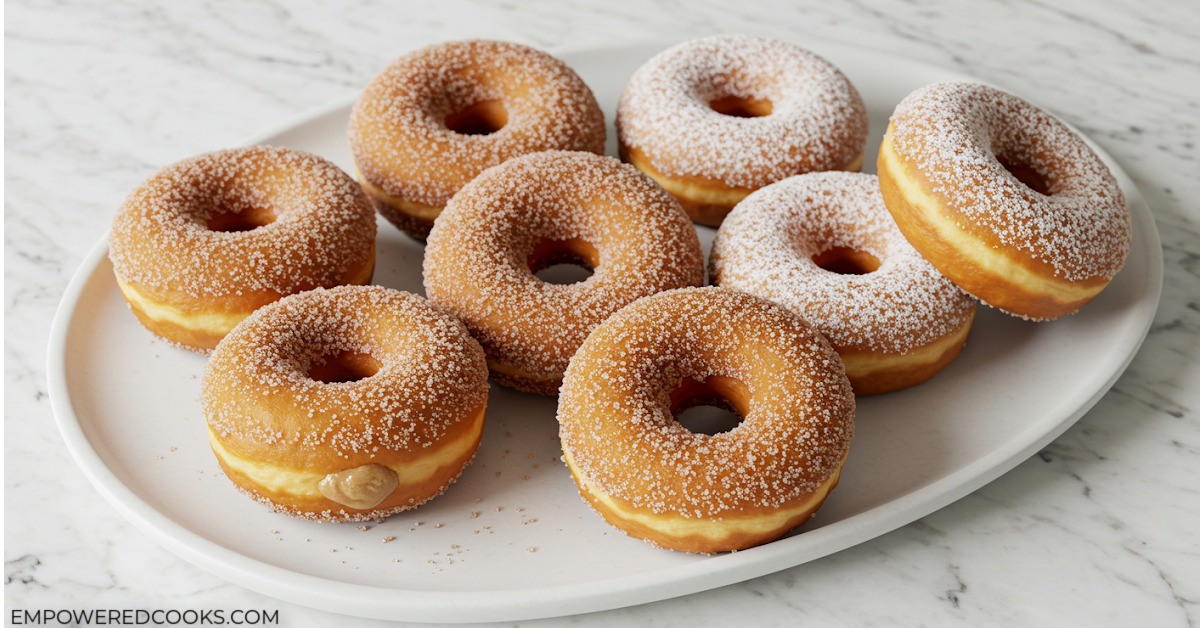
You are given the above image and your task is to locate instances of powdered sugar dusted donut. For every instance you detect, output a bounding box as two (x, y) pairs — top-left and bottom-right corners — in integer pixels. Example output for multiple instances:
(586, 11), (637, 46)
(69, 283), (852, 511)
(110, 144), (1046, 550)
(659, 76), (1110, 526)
(617, 35), (869, 227)
(711, 172), (975, 395)
(349, 40), (606, 239)
(423, 151), (705, 396)
(558, 287), (854, 553)
(877, 82), (1131, 320)
(108, 146), (377, 353)
(202, 285), (489, 522)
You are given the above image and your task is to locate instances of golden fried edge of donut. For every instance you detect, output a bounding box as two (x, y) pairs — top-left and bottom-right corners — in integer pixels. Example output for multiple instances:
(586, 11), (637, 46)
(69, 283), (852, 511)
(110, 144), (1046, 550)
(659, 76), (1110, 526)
(353, 165), (444, 240)
(486, 359), (563, 396)
(620, 143), (864, 227)
(206, 401), (486, 521)
(839, 307), (975, 396)
(564, 447), (847, 554)
(114, 250), (376, 353)
(876, 123), (1109, 321)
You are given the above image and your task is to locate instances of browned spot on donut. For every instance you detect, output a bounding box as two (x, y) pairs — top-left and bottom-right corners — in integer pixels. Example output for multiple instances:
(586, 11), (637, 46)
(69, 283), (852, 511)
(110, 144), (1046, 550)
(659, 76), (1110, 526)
(445, 99), (508, 136)
(811, 247), (881, 275)
(709, 95), (773, 118)
(308, 350), (382, 384)
(997, 156), (1052, 196)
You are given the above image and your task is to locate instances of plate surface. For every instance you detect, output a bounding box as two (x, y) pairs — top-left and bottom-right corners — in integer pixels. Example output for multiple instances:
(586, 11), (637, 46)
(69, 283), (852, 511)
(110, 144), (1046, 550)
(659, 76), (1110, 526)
(48, 39), (1163, 623)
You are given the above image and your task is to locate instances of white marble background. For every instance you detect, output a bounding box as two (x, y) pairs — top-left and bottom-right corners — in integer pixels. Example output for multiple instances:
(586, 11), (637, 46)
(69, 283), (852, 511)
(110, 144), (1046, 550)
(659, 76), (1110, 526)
(6, 0), (1199, 626)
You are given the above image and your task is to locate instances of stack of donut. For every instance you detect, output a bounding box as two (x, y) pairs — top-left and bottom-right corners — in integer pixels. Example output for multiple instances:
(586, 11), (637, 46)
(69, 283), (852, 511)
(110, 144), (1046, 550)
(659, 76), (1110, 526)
(107, 35), (1130, 552)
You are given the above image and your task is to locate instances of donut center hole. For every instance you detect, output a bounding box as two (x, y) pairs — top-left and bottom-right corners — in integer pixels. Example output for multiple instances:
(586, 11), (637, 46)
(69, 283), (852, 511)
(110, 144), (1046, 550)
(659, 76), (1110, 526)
(308, 351), (382, 384)
(998, 156), (1052, 195)
(812, 247), (880, 275)
(206, 207), (275, 232)
(709, 95), (773, 118)
(670, 375), (749, 436)
(528, 237), (599, 285)
(535, 264), (594, 285)
(445, 99), (508, 136)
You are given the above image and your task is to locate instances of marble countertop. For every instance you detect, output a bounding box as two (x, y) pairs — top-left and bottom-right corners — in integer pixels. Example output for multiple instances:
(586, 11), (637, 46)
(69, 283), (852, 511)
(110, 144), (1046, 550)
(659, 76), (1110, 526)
(6, 1), (1198, 626)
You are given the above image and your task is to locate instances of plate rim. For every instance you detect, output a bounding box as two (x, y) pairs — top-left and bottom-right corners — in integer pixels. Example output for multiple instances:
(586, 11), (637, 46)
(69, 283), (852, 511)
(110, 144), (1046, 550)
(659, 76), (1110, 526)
(46, 36), (1164, 623)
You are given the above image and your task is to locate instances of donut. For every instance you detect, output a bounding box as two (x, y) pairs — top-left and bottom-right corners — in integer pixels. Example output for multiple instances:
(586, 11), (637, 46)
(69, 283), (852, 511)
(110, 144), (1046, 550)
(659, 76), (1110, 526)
(558, 287), (854, 553)
(711, 172), (976, 396)
(348, 39), (607, 240)
(201, 285), (489, 522)
(616, 35), (869, 227)
(108, 146), (377, 353)
(877, 82), (1131, 320)
(423, 150), (705, 396)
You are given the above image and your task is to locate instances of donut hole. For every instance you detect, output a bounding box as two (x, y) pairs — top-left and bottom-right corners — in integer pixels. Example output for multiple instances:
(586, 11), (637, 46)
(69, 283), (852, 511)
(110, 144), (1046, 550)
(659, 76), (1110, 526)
(709, 95), (773, 118)
(535, 264), (594, 285)
(812, 247), (880, 275)
(206, 206), (275, 232)
(997, 156), (1052, 195)
(308, 351), (382, 384)
(528, 237), (600, 285)
(445, 99), (508, 136)
(669, 375), (749, 435)
(674, 404), (743, 436)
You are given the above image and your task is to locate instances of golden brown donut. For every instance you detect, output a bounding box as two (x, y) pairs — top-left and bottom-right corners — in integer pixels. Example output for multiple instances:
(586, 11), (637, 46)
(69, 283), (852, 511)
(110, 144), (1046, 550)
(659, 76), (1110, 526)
(711, 172), (976, 395)
(348, 40), (606, 239)
(108, 146), (376, 353)
(877, 82), (1131, 320)
(202, 285), (489, 522)
(423, 151), (704, 396)
(558, 287), (855, 553)
(617, 35), (868, 227)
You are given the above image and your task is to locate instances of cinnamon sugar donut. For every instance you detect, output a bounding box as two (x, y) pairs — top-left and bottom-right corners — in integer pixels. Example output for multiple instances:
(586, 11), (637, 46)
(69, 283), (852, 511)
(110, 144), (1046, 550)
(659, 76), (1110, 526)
(558, 287), (854, 553)
(710, 172), (976, 395)
(423, 151), (704, 396)
(202, 285), (489, 522)
(877, 82), (1131, 320)
(617, 35), (869, 227)
(108, 146), (376, 353)
(348, 40), (607, 239)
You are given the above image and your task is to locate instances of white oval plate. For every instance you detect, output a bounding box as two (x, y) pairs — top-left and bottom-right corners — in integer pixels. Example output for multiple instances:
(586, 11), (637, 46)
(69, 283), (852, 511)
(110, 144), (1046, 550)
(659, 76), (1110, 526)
(48, 39), (1162, 623)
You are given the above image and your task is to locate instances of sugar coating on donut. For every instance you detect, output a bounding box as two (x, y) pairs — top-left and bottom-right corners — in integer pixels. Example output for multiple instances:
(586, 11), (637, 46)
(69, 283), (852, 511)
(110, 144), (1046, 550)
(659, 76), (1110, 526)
(109, 146), (376, 297)
(889, 81), (1130, 283)
(711, 172), (975, 354)
(617, 35), (868, 188)
(559, 287), (854, 517)
(349, 40), (606, 207)
(424, 151), (704, 383)
(203, 285), (489, 458)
